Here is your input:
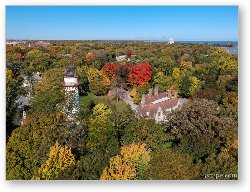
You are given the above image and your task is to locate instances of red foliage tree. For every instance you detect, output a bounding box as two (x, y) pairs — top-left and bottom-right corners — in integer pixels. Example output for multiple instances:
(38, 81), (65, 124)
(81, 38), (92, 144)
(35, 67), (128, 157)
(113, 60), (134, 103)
(126, 50), (132, 58)
(102, 63), (119, 78)
(128, 63), (152, 86)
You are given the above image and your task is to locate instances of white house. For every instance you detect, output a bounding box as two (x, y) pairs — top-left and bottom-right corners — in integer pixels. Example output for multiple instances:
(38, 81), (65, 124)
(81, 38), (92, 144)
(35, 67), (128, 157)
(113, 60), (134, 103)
(136, 87), (186, 123)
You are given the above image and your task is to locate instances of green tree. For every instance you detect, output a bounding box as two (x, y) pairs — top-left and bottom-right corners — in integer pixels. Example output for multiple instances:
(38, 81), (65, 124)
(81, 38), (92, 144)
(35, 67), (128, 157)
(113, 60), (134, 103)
(144, 148), (200, 180)
(179, 76), (191, 97)
(6, 112), (67, 180)
(87, 103), (118, 152)
(76, 66), (89, 95)
(109, 105), (135, 146)
(6, 69), (23, 133)
(6, 112), (87, 180)
(164, 99), (237, 161)
(200, 139), (238, 180)
(31, 67), (66, 113)
(122, 119), (168, 151)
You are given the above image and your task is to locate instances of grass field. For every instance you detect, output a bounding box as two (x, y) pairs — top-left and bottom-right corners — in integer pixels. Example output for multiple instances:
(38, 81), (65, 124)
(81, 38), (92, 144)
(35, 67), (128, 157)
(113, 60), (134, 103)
(80, 92), (128, 110)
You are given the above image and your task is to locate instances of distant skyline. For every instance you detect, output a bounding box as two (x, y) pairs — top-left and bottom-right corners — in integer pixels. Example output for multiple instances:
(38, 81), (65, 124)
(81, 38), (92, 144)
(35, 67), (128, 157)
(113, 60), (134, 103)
(6, 6), (238, 41)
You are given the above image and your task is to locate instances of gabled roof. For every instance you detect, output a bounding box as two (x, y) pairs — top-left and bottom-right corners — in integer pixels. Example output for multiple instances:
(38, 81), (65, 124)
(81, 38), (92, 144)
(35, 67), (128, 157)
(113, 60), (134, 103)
(144, 92), (168, 104)
(137, 96), (179, 118)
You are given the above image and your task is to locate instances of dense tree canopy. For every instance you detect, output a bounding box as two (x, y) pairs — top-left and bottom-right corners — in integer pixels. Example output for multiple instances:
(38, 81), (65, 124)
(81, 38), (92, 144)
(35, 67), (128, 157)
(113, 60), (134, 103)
(164, 99), (237, 161)
(145, 148), (200, 180)
(6, 40), (238, 180)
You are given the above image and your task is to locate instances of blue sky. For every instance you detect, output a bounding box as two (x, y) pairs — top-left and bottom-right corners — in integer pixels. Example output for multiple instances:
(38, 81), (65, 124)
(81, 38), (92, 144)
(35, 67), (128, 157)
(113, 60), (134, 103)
(6, 6), (238, 41)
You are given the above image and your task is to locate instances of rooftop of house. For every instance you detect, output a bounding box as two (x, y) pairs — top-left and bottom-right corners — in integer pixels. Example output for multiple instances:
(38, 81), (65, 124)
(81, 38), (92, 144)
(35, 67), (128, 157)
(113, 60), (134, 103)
(137, 97), (179, 118)
(136, 87), (183, 119)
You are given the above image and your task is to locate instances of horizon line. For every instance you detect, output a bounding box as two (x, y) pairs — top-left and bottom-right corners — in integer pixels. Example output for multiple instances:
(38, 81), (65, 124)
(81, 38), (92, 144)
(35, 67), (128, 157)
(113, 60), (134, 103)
(6, 39), (238, 42)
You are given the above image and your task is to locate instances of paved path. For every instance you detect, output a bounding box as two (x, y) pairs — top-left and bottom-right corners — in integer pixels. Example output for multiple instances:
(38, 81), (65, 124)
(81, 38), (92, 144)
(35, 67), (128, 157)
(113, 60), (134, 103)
(109, 88), (138, 111)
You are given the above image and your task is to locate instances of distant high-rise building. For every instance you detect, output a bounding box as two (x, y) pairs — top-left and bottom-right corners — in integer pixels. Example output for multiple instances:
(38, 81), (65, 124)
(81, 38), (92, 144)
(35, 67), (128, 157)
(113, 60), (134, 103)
(168, 37), (175, 44)
(63, 64), (80, 118)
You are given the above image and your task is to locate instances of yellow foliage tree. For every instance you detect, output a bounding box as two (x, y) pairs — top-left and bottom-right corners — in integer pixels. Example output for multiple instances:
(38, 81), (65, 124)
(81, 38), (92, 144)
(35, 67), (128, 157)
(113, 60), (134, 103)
(91, 103), (112, 121)
(172, 67), (182, 90)
(101, 155), (136, 180)
(76, 65), (89, 74)
(87, 68), (111, 95)
(189, 76), (201, 96)
(103, 73), (111, 88)
(87, 103), (113, 151)
(180, 60), (192, 70)
(172, 67), (181, 79)
(154, 71), (173, 92)
(100, 144), (151, 180)
(130, 86), (141, 104)
(6, 68), (13, 81)
(33, 141), (75, 180)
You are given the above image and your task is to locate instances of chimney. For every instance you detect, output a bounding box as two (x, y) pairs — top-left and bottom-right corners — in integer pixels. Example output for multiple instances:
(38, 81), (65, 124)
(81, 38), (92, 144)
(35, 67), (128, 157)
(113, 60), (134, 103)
(148, 88), (153, 96)
(154, 85), (159, 95)
(174, 90), (177, 98)
(167, 90), (172, 98)
(141, 94), (146, 106)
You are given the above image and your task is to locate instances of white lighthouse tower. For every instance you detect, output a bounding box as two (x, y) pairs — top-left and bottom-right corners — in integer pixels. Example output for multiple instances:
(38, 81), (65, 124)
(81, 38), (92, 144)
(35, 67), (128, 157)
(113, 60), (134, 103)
(63, 64), (80, 118)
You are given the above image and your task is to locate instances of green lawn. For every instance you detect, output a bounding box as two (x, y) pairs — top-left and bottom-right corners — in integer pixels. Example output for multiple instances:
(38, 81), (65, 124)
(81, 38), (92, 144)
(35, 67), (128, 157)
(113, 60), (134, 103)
(80, 92), (128, 111)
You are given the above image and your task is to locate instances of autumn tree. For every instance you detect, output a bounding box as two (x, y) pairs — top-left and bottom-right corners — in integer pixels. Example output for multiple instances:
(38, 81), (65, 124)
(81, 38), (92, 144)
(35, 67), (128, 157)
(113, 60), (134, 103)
(6, 111), (87, 180)
(33, 141), (75, 180)
(115, 64), (130, 89)
(171, 67), (182, 90)
(130, 86), (141, 104)
(127, 63), (152, 86)
(85, 52), (95, 62)
(24, 49), (53, 73)
(87, 68), (111, 96)
(180, 60), (193, 70)
(189, 76), (201, 96)
(6, 112), (67, 180)
(100, 144), (151, 180)
(102, 62), (119, 78)
(6, 46), (26, 64)
(153, 71), (173, 92)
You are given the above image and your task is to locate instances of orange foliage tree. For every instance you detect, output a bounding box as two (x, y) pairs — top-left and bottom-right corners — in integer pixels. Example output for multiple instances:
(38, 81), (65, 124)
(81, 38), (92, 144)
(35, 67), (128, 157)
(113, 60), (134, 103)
(100, 144), (151, 180)
(85, 52), (95, 62)
(102, 62), (119, 78)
